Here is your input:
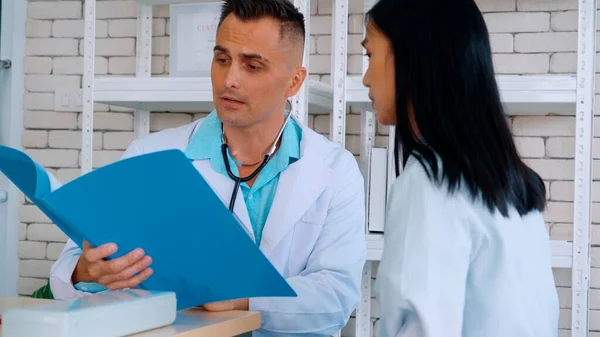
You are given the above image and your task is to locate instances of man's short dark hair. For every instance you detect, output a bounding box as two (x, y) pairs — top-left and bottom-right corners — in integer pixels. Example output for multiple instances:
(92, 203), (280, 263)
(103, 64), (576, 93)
(218, 0), (306, 49)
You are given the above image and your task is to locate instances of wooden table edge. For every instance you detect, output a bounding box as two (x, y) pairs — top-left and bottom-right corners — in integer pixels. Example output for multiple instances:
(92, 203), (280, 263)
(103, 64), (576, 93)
(1, 297), (262, 337)
(171, 311), (261, 337)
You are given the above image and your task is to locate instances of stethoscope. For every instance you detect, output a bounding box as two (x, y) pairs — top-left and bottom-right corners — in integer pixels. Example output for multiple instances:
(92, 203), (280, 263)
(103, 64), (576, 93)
(188, 104), (294, 212)
(222, 110), (293, 211)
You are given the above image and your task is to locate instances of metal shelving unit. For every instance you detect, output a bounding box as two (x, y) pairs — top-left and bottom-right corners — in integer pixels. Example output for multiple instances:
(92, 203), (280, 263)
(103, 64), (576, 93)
(80, 0), (595, 336)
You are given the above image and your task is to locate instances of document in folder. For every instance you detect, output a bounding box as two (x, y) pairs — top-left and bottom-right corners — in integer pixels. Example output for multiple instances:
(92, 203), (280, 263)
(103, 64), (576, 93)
(0, 145), (296, 310)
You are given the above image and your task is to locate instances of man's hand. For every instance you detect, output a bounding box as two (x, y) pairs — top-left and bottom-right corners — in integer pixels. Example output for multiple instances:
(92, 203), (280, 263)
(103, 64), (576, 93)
(72, 240), (153, 290)
(203, 298), (249, 312)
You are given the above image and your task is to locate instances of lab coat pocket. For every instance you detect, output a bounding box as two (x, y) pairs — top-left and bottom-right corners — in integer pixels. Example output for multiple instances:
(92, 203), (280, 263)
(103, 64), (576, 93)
(288, 211), (326, 276)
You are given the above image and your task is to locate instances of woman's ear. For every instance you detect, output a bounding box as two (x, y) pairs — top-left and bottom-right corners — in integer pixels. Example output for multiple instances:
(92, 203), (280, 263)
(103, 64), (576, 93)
(285, 66), (308, 98)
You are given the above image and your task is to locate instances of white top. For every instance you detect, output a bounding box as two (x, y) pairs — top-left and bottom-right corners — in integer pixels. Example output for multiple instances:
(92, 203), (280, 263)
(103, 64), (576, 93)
(375, 155), (559, 337)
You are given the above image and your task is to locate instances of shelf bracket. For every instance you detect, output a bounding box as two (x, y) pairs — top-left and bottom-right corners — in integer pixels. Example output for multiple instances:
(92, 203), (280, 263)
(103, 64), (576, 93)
(330, 0), (348, 147)
(356, 261), (372, 337)
(292, 0), (310, 127)
(134, 4), (153, 139)
(81, 0), (97, 175)
(571, 0), (596, 335)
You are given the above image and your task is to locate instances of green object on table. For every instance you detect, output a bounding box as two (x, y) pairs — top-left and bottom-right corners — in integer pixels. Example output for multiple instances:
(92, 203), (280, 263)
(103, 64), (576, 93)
(31, 281), (54, 299)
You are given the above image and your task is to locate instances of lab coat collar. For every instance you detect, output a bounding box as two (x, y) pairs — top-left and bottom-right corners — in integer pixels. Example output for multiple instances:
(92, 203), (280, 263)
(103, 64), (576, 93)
(184, 110), (301, 175)
(184, 111), (221, 162)
(190, 159), (256, 241)
(259, 125), (332, 256)
(186, 117), (333, 252)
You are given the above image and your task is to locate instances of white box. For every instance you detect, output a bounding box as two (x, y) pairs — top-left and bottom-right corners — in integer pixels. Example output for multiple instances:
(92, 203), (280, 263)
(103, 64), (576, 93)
(170, 2), (223, 77)
(368, 147), (387, 233)
(1, 289), (176, 337)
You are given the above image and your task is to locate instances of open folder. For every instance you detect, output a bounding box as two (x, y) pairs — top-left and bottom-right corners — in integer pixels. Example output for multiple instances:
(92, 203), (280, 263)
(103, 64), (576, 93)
(0, 145), (296, 310)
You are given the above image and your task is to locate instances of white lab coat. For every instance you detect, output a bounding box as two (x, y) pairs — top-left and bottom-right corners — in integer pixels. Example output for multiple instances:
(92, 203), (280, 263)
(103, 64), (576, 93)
(375, 155), (559, 337)
(49, 117), (367, 336)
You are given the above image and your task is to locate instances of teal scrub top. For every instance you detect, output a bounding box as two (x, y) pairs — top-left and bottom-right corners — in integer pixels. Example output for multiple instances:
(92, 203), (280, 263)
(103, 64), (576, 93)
(184, 110), (302, 245)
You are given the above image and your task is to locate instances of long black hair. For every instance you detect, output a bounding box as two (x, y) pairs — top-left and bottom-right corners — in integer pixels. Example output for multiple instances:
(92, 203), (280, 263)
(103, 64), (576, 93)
(366, 0), (546, 217)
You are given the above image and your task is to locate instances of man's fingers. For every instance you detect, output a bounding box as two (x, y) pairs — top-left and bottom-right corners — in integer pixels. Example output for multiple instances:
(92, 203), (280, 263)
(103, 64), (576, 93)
(84, 242), (117, 263)
(98, 256), (152, 285)
(80, 245), (147, 286)
(100, 248), (145, 275)
(106, 268), (154, 290)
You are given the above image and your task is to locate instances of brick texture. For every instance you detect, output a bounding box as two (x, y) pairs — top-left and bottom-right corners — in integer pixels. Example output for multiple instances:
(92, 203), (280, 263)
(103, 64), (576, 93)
(27, 1), (81, 20)
(484, 13), (550, 33)
(12, 1), (596, 336)
(475, 0), (516, 12)
(493, 54), (550, 74)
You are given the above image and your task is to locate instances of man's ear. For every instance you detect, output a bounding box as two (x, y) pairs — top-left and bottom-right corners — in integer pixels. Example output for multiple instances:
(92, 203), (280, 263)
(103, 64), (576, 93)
(285, 66), (308, 98)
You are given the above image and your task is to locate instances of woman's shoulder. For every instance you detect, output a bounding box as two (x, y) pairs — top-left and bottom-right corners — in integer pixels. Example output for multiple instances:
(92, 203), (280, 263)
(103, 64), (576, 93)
(390, 155), (464, 206)
(391, 155), (546, 230)
(389, 154), (497, 230)
(384, 155), (480, 252)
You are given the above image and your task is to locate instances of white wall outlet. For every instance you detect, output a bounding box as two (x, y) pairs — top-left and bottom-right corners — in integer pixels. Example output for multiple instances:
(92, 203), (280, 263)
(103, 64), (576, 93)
(54, 88), (83, 112)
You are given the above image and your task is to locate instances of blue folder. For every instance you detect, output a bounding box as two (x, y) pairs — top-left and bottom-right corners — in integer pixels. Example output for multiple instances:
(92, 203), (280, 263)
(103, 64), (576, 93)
(0, 145), (296, 310)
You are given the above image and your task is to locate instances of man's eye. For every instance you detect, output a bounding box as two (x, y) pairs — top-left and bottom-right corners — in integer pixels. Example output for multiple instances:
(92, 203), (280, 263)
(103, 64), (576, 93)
(214, 55), (229, 64)
(248, 63), (261, 71)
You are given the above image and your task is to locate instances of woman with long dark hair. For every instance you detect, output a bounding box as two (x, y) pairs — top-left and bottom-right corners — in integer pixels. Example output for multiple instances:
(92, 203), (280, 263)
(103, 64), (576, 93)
(361, 0), (560, 336)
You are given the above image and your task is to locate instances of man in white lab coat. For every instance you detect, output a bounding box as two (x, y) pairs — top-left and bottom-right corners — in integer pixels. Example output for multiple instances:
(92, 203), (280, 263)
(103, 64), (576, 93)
(49, 0), (366, 335)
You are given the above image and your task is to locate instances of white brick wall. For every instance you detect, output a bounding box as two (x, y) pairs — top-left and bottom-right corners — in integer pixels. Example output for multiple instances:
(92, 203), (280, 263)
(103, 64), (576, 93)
(13, 0), (597, 335)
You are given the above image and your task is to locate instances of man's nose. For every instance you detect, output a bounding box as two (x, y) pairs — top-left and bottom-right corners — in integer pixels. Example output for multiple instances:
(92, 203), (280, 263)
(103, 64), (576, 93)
(224, 64), (241, 89)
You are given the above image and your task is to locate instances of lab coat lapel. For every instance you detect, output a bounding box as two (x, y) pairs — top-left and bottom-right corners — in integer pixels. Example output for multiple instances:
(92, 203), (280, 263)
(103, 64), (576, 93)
(260, 136), (331, 257)
(191, 160), (255, 242)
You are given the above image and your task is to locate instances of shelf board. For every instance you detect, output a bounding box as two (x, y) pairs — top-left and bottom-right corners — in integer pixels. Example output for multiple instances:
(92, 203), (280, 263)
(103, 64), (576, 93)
(366, 234), (573, 269)
(137, 0), (218, 5)
(94, 77), (333, 113)
(346, 74), (577, 116)
(95, 74), (576, 116)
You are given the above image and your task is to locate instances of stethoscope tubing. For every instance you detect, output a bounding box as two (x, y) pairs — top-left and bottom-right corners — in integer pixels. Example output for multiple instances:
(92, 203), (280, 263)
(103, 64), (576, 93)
(222, 144), (270, 211)
(187, 108), (294, 213)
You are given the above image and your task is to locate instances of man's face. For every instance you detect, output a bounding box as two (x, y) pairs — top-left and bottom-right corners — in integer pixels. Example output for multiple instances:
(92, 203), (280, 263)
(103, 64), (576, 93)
(211, 14), (303, 128)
